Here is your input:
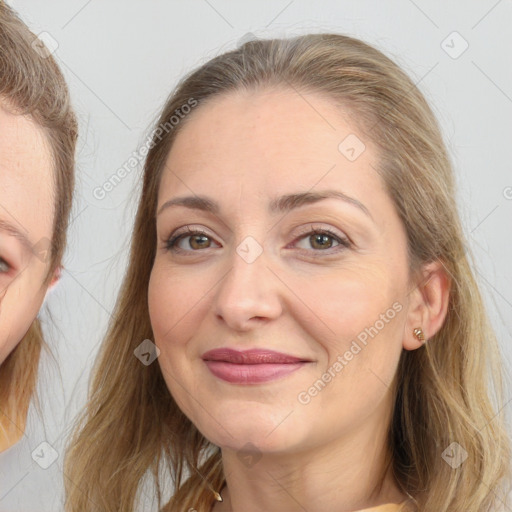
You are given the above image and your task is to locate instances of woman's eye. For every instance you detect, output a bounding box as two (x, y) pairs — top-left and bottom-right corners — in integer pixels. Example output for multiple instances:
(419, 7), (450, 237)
(164, 226), (351, 256)
(294, 228), (350, 253)
(166, 228), (218, 253)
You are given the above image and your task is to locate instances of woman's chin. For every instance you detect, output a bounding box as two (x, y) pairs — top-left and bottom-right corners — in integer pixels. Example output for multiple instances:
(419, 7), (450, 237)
(195, 412), (308, 455)
(212, 433), (302, 457)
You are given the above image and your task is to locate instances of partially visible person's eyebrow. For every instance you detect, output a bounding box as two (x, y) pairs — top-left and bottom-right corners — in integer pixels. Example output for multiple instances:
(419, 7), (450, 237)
(0, 219), (33, 254)
(157, 189), (373, 221)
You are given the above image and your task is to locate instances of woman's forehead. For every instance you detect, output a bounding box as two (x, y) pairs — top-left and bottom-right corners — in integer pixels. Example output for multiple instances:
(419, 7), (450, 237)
(156, 91), (393, 228)
(164, 90), (379, 184)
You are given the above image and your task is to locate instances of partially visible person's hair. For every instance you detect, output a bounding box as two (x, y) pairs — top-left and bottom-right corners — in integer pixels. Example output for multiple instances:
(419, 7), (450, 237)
(0, 2), (77, 436)
(64, 33), (511, 512)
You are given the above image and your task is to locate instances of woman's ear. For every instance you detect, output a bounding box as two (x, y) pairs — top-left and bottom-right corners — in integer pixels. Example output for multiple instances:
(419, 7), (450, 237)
(403, 260), (451, 351)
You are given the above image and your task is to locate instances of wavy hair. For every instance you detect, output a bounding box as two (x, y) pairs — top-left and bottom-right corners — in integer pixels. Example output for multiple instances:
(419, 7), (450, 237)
(64, 33), (511, 511)
(0, 3), (77, 445)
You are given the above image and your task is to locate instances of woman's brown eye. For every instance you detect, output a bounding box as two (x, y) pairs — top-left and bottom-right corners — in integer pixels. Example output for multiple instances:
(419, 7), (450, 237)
(309, 233), (335, 250)
(166, 229), (215, 252)
(187, 234), (211, 250)
(294, 228), (351, 254)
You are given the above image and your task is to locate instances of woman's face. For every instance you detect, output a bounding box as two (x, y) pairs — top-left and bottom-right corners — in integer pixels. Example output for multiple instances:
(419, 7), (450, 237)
(148, 88), (415, 454)
(0, 104), (57, 365)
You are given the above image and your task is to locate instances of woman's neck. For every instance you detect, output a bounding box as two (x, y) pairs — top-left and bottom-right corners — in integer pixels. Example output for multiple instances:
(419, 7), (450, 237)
(211, 418), (406, 512)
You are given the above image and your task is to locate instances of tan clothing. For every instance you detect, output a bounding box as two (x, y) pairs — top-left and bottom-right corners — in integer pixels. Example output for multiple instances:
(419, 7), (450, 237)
(208, 500), (411, 511)
(357, 502), (410, 511)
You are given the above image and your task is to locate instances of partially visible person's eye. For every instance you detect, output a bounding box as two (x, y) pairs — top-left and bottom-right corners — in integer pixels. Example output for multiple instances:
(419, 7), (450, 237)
(163, 224), (352, 257)
(0, 257), (11, 273)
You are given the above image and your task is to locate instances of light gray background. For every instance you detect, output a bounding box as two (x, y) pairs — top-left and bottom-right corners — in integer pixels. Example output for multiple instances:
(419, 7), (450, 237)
(1, 1), (511, 510)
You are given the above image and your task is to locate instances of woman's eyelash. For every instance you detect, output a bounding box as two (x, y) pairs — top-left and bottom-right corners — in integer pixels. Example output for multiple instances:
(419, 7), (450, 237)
(164, 226), (351, 255)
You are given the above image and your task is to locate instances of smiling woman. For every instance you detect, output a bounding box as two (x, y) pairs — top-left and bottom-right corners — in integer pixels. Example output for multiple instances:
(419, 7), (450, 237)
(64, 33), (511, 512)
(0, 3), (77, 453)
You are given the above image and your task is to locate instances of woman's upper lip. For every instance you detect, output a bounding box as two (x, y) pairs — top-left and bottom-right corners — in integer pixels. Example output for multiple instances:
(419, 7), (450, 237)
(201, 348), (310, 364)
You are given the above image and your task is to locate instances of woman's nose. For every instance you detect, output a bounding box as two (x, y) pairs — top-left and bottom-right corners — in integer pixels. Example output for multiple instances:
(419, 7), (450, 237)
(212, 235), (283, 332)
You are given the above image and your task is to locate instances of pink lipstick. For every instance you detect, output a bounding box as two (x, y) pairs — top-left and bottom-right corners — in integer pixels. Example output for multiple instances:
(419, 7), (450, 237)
(201, 348), (310, 384)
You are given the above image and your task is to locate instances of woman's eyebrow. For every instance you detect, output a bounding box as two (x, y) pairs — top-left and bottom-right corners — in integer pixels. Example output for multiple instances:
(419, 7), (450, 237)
(0, 218), (34, 253)
(157, 189), (373, 221)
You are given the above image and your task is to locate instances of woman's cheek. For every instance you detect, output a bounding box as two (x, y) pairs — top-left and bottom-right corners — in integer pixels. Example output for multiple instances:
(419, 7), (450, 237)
(148, 269), (169, 340)
(148, 266), (197, 347)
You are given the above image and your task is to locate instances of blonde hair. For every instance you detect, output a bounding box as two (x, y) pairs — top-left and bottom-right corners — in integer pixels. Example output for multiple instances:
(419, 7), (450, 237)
(0, 3), (77, 440)
(64, 33), (511, 511)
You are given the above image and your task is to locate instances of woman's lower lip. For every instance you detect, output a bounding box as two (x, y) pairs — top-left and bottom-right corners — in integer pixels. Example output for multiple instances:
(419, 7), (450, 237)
(204, 361), (307, 384)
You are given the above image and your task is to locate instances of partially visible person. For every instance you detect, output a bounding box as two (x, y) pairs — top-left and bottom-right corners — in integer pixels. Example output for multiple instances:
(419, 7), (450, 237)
(0, 2), (77, 452)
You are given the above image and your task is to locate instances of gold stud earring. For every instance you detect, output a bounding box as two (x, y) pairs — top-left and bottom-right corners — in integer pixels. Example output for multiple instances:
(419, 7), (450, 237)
(413, 327), (426, 344)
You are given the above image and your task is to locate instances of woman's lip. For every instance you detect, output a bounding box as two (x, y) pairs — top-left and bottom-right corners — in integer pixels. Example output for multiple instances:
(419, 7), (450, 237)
(204, 360), (308, 384)
(201, 348), (309, 364)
